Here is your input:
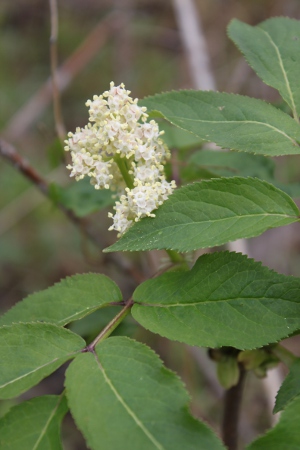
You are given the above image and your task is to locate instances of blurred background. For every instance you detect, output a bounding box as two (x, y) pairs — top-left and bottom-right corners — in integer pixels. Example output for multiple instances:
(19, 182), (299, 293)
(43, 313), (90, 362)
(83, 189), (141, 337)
(1, 1), (300, 448)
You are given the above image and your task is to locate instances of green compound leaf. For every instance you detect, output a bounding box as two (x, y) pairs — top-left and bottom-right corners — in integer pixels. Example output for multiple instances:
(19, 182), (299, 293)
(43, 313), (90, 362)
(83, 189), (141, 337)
(0, 274), (122, 327)
(65, 337), (225, 450)
(247, 396), (300, 449)
(0, 323), (85, 399)
(274, 359), (300, 413)
(132, 251), (300, 349)
(228, 18), (300, 121)
(140, 91), (300, 156)
(0, 395), (68, 450)
(104, 177), (299, 253)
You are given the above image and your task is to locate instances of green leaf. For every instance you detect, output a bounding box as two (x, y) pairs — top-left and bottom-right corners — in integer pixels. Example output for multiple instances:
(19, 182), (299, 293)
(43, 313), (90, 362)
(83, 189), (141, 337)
(0, 323), (85, 399)
(184, 150), (275, 180)
(247, 395), (300, 449)
(159, 120), (203, 149)
(132, 251), (300, 349)
(104, 177), (299, 253)
(0, 395), (68, 450)
(274, 359), (300, 413)
(140, 91), (300, 156)
(51, 178), (114, 217)
(183, 150), (300, 198)
(228, 18), (300, 121)
(65, 337), (225, 450)
(0, 273), (122, 327)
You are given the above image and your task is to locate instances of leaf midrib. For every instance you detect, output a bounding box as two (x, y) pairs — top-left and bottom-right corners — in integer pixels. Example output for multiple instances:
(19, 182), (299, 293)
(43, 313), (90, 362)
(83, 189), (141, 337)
(167, 116), (298, 145)
(32, 396), (64, 450)
(128, 212), (298, 235)
(94, 352), (166, 450)
(0, 351), (79, 390)
(135, 295), (298, 307)
(260, 27), (298, 120)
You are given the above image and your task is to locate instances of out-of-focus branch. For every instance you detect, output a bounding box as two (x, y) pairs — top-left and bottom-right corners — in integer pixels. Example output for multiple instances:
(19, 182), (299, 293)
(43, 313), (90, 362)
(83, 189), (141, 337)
(0, 138), (89, 234)
(0, 138), (144, 284)
(0, 139), (49, 195)
(49, 0), (66, 144)
(3, 11), (124, 141)
(172, 0), (215, 90)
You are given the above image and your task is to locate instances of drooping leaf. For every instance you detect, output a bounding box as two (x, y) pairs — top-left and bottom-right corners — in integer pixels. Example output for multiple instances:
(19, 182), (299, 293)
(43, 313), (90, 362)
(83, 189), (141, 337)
(228, 18), (300, 120)
(0, 273), (122, 327)
(65, 337), (225, 450)
(274, 358), (300, 413)
(104, 177), (299, 253)
(0, 323), (85, 399)
(0, 395), (68, 450)
(159, 120), (204, 149)
(247, 395), (300, 449)
(50, 178), (114, 217)
(183, 150), (275, 181)
(140, 91), (300, 156)
(132, 251), (300, 349)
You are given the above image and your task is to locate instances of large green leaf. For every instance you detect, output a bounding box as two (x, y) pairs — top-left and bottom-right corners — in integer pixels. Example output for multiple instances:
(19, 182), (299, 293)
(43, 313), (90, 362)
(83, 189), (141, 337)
(132, 251), (300, 349)
(0, 395), (68, 450)
(274, 358), (300, 413)
(65, 337), (225, 450)
(0, 323), (85, 399)
(104, 177), (299, 253)
(140, 91), (300, 156)
(228, 18), (300, 121)
(247, 395), (300, 449)
(0, 274), (122, 327)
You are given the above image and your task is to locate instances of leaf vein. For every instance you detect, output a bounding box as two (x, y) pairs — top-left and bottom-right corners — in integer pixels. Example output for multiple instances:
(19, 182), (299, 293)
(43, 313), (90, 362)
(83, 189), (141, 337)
(169, 116), (298, 145)
(94, 352), (166, 450)
(260, 28), (298, 120)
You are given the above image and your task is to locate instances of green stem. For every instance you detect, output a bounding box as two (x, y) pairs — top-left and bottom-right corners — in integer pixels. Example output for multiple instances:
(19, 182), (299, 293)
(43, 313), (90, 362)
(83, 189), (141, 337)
(114, 154), (134, 189)
(166, 249), (186, 264)
(271, 344), (297, 368)
(166, 249), (185, 264)
(85, 299), (133, 352)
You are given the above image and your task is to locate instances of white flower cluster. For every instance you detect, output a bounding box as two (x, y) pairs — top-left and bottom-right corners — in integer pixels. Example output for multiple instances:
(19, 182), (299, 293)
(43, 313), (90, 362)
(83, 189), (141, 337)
(65, 82), (176, 235)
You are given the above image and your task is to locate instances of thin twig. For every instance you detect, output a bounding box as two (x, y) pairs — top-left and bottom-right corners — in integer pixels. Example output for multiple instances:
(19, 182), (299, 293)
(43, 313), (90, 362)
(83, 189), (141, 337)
(0, 138), (100, 245)
(49, 0), (66, 144)
(172, 0), (215, 90)
(0, 138), (49, 196)
(84, 298), (134, 352)
(0, 137), (145, 283)
(222, 366), (246, 450)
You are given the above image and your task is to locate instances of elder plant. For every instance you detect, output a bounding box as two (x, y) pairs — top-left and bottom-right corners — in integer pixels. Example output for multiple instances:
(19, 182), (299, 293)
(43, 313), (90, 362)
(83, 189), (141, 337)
(1, 17), (300, 450)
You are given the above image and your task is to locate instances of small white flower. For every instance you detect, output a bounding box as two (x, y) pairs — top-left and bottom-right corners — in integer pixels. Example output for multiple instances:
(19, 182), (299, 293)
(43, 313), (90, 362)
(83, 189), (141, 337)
(65, 82), (176, 235)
